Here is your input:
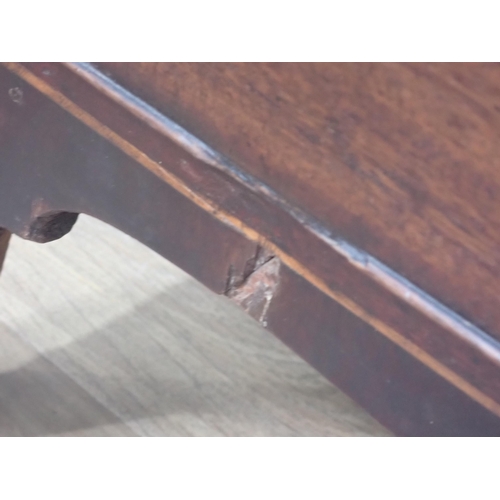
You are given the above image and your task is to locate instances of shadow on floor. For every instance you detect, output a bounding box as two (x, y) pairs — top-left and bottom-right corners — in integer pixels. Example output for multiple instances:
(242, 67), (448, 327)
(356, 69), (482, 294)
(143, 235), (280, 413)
(0, 280), (389, 436)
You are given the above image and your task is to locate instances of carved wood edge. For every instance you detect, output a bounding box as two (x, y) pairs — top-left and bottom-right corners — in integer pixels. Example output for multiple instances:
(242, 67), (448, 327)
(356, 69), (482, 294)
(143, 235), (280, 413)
(1, 62), (499, 434)
(63, 63), (499, 362)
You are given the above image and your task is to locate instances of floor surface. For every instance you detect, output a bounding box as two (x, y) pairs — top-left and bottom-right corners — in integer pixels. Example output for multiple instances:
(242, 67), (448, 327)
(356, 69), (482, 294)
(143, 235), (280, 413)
(0, 215), (390, 436)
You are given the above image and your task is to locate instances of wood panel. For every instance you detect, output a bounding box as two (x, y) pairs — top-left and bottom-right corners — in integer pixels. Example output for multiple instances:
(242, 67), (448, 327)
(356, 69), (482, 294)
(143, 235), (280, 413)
(94, 63), (500, 340)
(0, 62), (499, 435)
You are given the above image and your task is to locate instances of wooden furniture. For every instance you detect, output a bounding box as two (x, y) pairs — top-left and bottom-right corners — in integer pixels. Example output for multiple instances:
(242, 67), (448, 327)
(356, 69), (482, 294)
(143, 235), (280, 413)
(1, 62), (499, 436)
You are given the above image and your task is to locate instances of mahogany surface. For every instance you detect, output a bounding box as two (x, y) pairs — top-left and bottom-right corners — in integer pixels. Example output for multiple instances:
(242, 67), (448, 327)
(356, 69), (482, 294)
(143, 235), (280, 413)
(95, 63), (500, 340)
(1, 62), (499, 435)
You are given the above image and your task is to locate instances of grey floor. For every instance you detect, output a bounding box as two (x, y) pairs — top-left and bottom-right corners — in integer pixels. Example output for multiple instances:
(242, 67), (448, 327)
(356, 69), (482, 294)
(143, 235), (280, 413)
(0, 215), (390, 436)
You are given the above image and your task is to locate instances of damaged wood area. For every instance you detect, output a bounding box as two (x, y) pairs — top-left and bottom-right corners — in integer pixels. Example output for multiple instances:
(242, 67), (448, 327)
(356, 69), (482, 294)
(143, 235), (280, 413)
(24, 211), (80, 244)
(225, 245), (281, 327)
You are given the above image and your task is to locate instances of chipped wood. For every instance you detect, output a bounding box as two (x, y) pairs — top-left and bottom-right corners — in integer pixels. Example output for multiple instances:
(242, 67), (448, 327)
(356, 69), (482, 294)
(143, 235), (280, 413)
(226, 254), (280, 327)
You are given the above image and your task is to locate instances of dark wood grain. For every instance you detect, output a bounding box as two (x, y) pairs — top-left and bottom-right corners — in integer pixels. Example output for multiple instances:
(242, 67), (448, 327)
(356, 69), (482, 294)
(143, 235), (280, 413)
(0, 66), (257, 295)
(1, 62), (500, 435)
(93, 63), (500, 342)
(268, 265), (500, 436)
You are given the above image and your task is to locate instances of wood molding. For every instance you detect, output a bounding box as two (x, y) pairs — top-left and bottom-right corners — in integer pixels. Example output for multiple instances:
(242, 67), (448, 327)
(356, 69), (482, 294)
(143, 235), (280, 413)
(1, 62), (499, 434)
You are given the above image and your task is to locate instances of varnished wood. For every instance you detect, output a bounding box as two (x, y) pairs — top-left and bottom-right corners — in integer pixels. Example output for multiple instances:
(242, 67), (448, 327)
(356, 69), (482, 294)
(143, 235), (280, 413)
(94, 63), (500, 342)
(268, 266), (500, 436)
(0, 62), (499, 435)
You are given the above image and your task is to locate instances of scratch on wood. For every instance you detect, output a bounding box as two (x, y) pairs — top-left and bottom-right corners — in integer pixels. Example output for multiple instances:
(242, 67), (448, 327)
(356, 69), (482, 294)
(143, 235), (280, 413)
(8, 87), (24, 105)
(225, 248), (280, 327)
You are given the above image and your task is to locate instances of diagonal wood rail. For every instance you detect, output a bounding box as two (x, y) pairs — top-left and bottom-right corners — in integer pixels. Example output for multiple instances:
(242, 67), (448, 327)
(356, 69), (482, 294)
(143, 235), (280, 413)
(1, 62), (499, 435)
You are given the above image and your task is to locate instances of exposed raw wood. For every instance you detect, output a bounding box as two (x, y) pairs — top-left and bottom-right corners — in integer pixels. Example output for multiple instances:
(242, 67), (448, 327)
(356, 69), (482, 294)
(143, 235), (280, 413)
(226, 256), (280, 327)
